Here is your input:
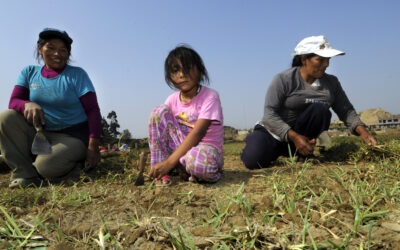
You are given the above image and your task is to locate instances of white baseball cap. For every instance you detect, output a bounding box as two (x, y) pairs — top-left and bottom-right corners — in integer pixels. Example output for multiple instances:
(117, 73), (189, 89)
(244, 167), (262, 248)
(293, 35), (345, 57)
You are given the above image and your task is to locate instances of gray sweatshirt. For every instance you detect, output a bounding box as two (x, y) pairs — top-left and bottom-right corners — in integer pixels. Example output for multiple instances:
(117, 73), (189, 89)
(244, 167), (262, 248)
(261, 67), (364, 142)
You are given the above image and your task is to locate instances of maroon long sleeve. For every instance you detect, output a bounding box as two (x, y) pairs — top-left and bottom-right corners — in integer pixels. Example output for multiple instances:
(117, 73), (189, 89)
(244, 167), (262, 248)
(8, 85), (29, 114)
(8, 85), (101, 139)
(80, 92), (102, 139)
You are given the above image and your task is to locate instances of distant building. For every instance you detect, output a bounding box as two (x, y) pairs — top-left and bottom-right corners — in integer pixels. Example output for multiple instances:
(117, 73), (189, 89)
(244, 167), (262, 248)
(375, 115), (400, 129)
(238, 130), (249, 135)
(330, 108), (400, 131)
(223, 126), (237, 140)
(329, 120), (346, 131)
(223, 126), (251, 141)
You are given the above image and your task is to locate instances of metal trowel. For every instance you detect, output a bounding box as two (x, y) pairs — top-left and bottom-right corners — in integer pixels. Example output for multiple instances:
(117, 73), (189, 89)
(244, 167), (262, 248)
(31, 124), (52, 155)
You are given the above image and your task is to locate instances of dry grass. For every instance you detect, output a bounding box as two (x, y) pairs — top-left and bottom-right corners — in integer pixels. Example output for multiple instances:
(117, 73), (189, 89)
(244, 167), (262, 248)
(1, 132), (400, 249)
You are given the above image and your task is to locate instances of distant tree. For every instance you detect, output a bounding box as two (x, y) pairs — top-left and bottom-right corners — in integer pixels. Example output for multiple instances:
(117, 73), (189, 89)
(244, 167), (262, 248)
(121, 129), (132, 141)
(101, 117), (110, 136)
(100, 110), (121, 145)
(101, 117), (112, 144)
(107, 111), (120, 139)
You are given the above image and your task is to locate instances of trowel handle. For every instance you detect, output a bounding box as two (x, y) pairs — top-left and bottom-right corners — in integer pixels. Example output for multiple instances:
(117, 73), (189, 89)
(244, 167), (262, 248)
(138, 152), (148, 172)
(34, 124), (43, 132)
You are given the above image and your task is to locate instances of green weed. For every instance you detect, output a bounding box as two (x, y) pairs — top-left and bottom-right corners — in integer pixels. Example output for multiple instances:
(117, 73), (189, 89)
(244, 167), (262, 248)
(178, 191), (194, 205)
(160, 218), (195, 250)
(223, 141), (245, 156)
(94, 211), (123, 249)
(0, 206), (50, 248)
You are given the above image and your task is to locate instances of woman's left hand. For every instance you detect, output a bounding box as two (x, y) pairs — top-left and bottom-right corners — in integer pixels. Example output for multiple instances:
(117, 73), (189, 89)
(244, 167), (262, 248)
(356, 125), (377, 146)
(360, 132), (377, 146)
(85, 138), (101, 171)
(149, 160), (174, 179)
(86, 149), (101, 170)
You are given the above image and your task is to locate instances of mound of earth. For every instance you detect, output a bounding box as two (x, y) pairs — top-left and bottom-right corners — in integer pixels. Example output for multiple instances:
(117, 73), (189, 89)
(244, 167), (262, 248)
(332, 107), (393, 126)
(358, 108), (392, 126)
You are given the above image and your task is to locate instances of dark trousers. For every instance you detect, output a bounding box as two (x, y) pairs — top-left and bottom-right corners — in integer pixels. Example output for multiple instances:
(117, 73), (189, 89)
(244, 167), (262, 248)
(241, 103), (331, 169)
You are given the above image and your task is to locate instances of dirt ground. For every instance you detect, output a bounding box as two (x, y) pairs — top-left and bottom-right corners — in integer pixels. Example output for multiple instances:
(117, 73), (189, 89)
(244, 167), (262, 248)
(1, 144), (400, 249)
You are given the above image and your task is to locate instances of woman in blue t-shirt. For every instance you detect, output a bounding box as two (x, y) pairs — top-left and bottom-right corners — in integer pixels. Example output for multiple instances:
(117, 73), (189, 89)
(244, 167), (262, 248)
(0, 28), (102, 188)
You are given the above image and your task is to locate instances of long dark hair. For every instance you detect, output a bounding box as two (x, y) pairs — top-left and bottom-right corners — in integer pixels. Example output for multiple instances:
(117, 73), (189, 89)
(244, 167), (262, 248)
(292, 53), (317, 67)
(164, 45), (209, 88)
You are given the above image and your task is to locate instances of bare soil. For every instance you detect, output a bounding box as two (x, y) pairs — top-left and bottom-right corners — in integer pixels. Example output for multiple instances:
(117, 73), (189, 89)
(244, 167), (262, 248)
(1, 147), (400, 249)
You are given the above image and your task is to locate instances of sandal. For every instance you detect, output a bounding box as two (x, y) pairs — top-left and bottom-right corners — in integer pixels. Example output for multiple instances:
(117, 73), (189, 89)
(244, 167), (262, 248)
(155, 176), (172, 187)
(188, 175), (198, 183)
(9, 177), (43, 188)
(176, 163), (190, 181)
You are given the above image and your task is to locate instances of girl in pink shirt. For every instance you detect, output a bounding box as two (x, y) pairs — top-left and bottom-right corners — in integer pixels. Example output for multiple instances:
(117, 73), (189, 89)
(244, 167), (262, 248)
(149, 45), (224, 186)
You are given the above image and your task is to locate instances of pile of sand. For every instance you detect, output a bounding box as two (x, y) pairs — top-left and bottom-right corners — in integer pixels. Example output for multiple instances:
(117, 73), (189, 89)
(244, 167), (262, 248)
(358, 108), (392, 126)
(331, 108), (393, 126)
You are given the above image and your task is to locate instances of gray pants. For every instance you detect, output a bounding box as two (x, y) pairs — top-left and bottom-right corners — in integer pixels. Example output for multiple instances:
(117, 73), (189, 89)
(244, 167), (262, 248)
(0, 110), (86, 180)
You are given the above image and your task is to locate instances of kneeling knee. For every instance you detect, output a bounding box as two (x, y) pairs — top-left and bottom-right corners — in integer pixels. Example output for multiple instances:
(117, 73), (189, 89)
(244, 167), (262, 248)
(310, 103), (331, 117)
(241, 150), (270, 170)
(35, 161), (72, 179)
(0, 110), (20, 125)
(150, 105), (171, 117)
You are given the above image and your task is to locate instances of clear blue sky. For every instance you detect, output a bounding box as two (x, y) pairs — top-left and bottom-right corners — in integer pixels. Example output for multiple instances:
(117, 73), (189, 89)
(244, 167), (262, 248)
(1, 1), (399, 138)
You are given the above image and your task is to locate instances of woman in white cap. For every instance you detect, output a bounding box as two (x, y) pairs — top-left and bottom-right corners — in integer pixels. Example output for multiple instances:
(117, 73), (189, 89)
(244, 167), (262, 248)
(241, 35), (376, 169)
(0, 28), (102, 187)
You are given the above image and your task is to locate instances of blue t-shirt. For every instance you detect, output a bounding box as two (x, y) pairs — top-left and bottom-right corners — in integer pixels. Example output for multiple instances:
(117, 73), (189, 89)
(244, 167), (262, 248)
(16, 65), (95, 130)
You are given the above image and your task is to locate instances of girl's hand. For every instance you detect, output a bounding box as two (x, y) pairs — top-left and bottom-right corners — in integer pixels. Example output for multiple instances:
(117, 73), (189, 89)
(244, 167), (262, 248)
(149, 160), (174, 179)
(24, 102), (45, 126)
(288, 130), (315, 156)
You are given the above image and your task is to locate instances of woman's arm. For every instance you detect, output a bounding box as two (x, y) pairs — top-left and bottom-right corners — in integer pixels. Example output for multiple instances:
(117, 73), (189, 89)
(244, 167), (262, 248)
(330, 78), (376, 146)
(9, 85), (30, 114)
(330, 77), (365, 133)
(80, 92), (102, 168)
(262, 74), (292, 141)
(287, 129), (315, 156)
(9, 85), (46, 126)
(264, 71), (315, 155)
(80, 92), (102, 138)
(355, 125), (377, 146)
(149, 119), (211, 179)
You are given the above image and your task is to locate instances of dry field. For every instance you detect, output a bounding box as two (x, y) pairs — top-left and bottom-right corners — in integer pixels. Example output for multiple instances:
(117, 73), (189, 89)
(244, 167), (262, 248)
(1, 132), (400, 249)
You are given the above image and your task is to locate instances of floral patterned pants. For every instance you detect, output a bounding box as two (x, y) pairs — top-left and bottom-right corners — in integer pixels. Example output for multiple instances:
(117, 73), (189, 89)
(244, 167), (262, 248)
(148, 105), (223, 182)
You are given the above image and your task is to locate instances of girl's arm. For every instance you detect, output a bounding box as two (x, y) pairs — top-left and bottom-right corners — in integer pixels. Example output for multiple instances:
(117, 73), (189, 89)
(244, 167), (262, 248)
(150, 118), (211, 179)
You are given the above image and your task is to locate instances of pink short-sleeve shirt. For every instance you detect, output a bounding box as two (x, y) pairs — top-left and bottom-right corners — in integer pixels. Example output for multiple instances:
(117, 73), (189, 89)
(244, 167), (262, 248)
(165, 86), (224, 151)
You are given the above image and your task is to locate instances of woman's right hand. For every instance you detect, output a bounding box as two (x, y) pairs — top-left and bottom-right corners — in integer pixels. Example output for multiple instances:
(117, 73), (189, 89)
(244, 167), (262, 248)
(288, 130), (315, 156)
(24, 102), (45, 126)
